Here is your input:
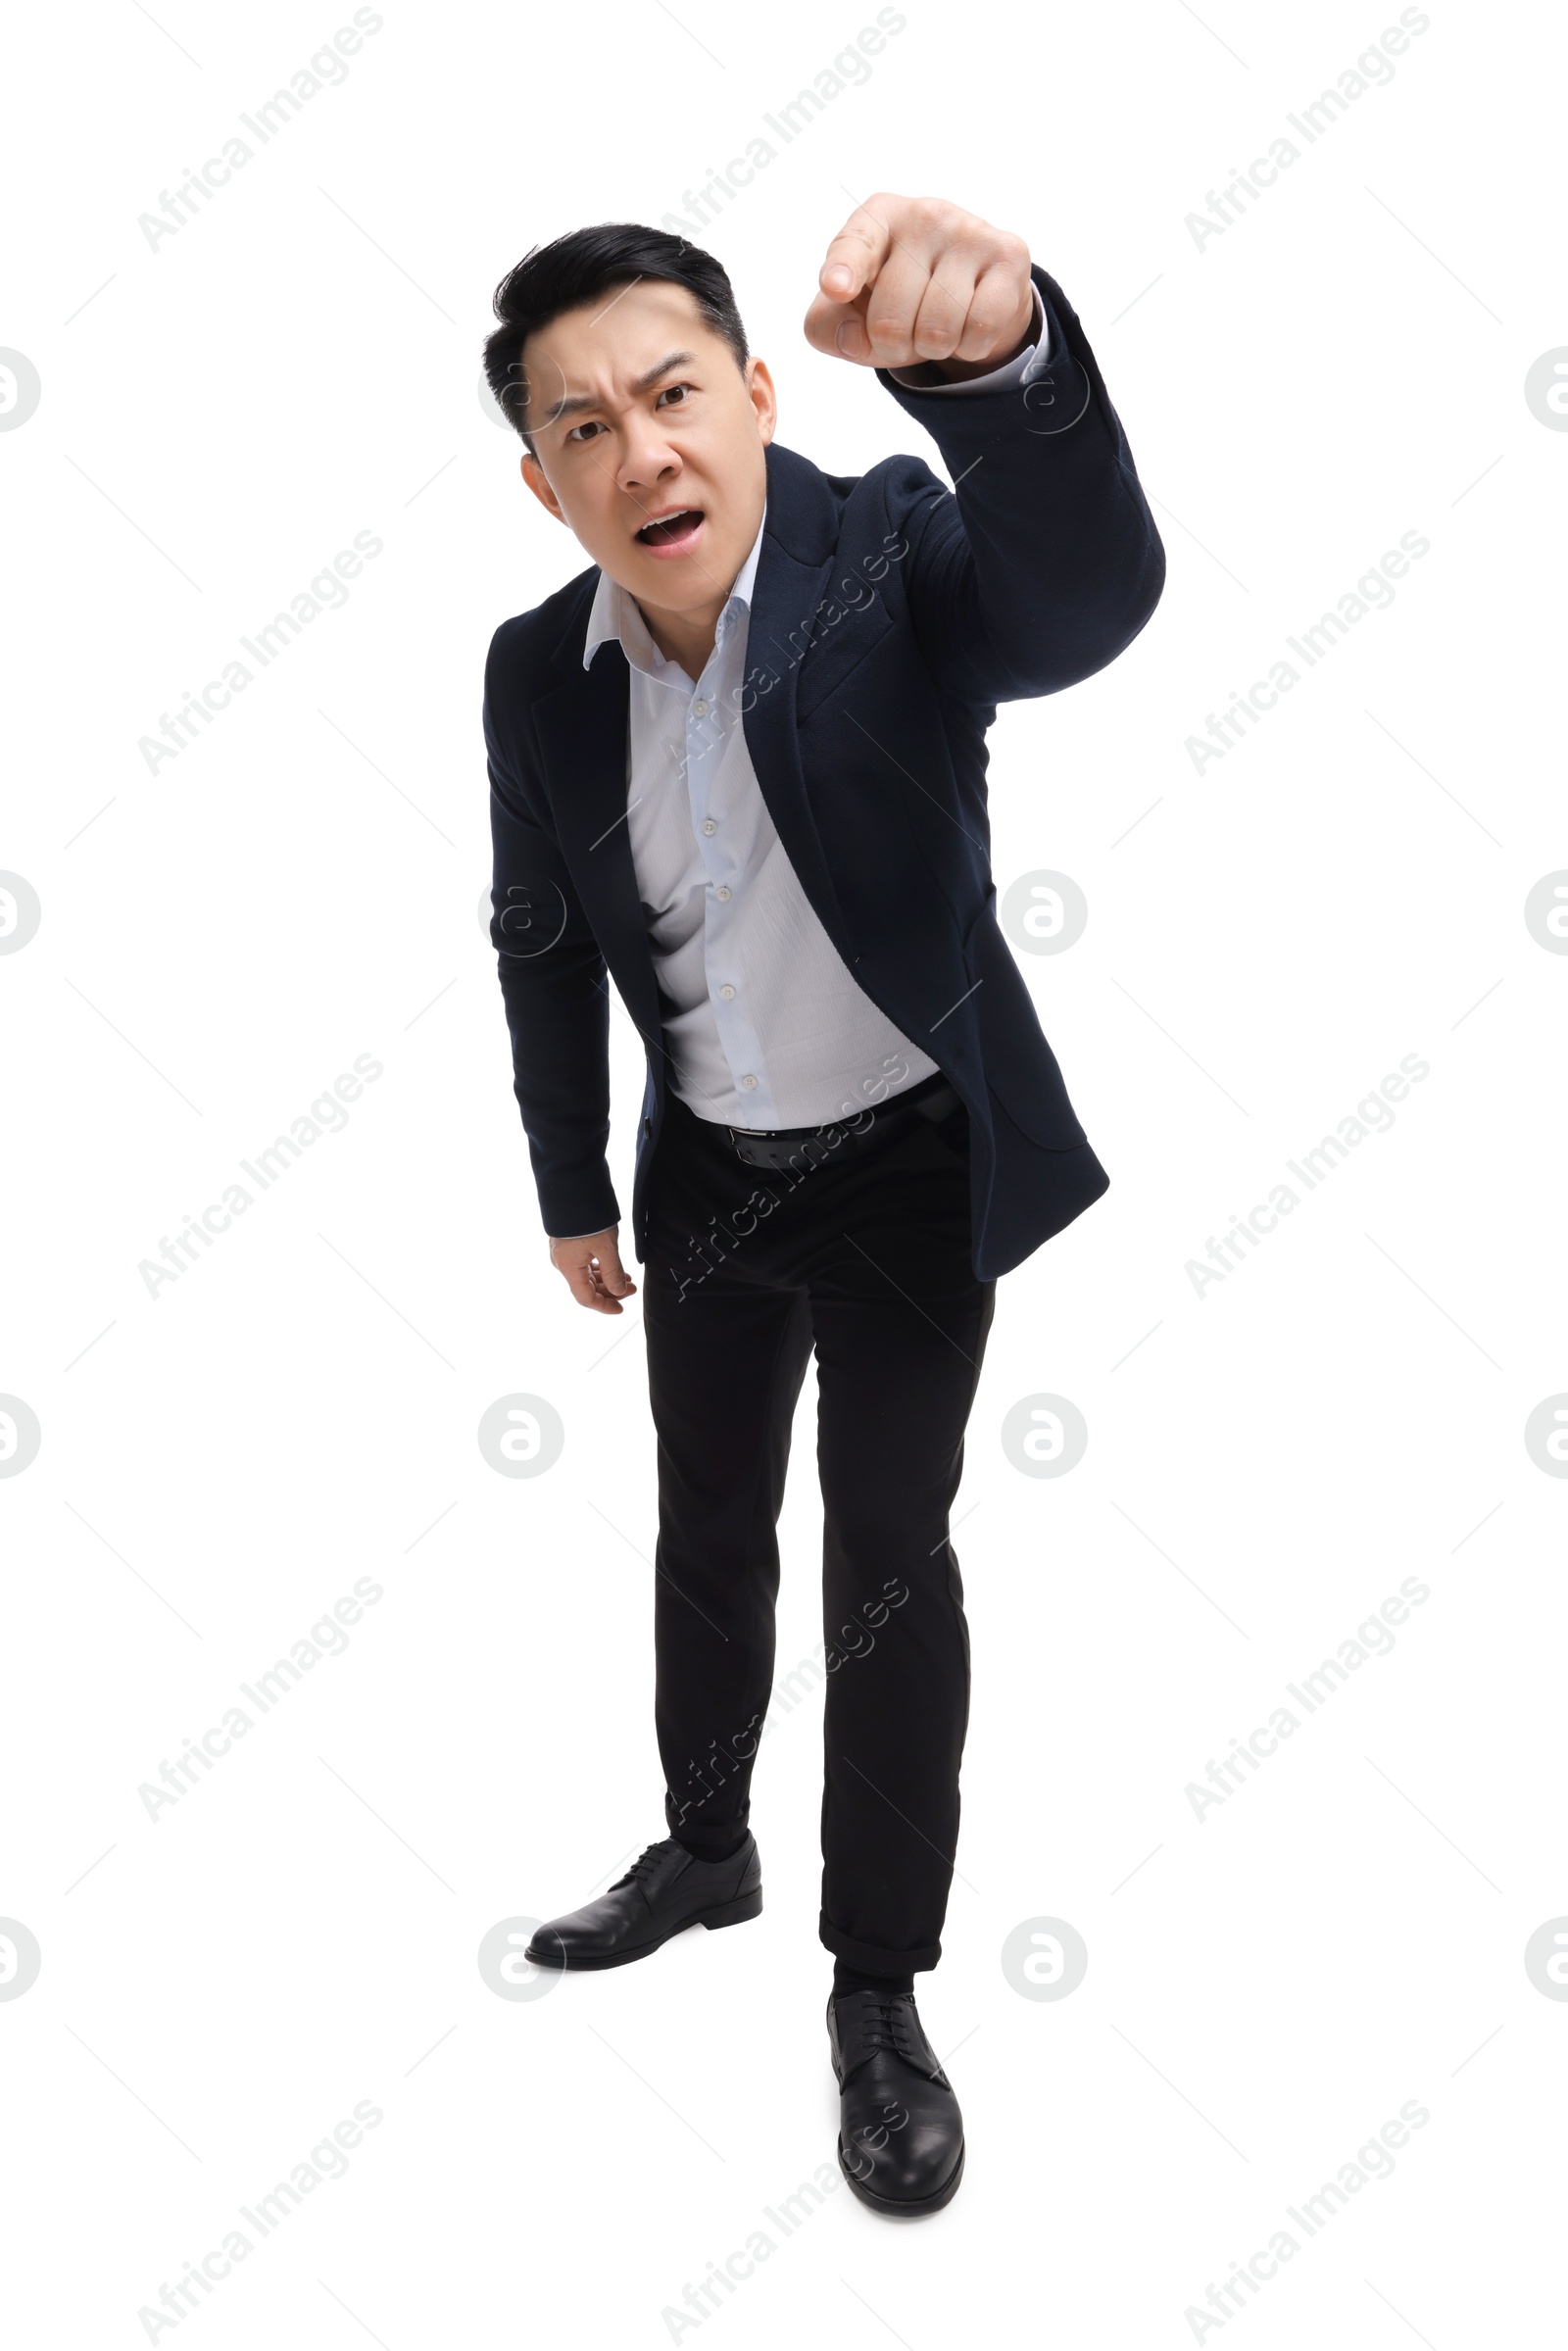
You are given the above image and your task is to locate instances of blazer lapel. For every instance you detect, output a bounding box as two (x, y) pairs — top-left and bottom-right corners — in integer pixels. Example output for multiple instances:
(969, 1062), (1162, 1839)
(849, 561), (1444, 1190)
(742, 447), (851, 955)
(530, 635), (664, 1045)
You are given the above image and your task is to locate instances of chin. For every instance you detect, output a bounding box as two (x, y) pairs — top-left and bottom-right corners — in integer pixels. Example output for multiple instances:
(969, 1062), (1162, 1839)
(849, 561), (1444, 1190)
(633, 559), (717, 604)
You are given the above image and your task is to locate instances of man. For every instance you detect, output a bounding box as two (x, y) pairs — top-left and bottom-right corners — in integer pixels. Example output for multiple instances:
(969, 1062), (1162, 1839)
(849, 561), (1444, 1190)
(481, 197), (1162, 2213)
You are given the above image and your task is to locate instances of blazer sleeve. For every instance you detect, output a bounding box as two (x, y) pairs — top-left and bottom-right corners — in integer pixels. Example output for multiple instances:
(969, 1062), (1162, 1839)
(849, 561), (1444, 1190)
(484, 629), (621, 1240)
(875, 263), (1165, 706)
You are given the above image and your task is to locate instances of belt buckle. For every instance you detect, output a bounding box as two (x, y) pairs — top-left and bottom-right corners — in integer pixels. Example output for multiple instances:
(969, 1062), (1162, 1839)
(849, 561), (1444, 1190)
(726, 1122), (770, 1168)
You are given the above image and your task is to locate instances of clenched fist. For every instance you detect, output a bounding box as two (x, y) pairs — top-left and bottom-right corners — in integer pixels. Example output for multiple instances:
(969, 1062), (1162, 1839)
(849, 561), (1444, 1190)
(805, 193), (1036, 380)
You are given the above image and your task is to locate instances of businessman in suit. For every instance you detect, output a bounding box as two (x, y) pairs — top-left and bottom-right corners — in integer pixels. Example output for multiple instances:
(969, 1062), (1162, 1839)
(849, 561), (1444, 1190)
(481, 196), (1162, 2212)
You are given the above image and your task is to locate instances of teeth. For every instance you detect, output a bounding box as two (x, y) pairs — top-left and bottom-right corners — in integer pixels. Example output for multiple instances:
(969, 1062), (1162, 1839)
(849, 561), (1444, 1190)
(642, 510), (694, 534)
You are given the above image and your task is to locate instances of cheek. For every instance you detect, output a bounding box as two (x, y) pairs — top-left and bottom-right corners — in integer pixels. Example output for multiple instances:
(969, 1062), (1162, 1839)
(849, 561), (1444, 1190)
(552, 472), (617, 543)
(695, 428), (764, 520)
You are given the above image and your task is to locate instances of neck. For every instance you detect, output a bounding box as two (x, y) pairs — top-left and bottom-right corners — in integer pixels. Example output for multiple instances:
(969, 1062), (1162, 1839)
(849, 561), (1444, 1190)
(637, 593), (726, 681)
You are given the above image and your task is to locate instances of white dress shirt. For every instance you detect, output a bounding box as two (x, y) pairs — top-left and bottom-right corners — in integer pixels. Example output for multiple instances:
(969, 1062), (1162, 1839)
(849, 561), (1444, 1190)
(575, 286), (1054, 1151)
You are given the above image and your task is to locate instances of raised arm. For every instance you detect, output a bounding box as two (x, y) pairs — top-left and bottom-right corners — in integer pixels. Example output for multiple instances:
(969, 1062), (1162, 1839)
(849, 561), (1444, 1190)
(805, 194), (1164, 704)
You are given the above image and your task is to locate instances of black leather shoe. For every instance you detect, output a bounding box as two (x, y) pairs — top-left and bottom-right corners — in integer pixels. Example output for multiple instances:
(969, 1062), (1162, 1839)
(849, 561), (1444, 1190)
(524, 1836), (761, 1971)
(828, 1988), (964, 2213)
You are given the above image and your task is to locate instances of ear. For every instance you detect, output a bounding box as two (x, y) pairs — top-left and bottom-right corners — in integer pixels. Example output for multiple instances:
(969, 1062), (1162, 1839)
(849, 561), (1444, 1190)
(745, 356), (777, 449)
(521, 451), (566, 523)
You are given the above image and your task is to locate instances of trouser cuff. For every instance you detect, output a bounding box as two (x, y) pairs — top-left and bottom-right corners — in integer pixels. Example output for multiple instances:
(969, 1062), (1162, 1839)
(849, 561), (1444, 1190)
(819, 1911), (941, 1975)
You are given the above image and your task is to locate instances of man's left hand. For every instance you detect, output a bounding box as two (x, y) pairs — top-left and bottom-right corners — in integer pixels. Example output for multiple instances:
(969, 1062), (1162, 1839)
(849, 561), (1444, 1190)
(805, 194), (1035, 380)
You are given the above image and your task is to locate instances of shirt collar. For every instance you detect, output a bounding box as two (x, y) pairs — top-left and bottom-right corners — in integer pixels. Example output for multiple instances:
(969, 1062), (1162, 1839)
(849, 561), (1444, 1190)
(583, 502), (767, 678)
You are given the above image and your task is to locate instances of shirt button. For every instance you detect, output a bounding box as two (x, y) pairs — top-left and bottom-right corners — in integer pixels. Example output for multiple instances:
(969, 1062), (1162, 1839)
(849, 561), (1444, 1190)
(702, 818), (716, 835)
(719, 984), (736, 1000)
(740, 1074), (758, 1090)
(693, 699), (709, 717)
(714, 885), (731, 902)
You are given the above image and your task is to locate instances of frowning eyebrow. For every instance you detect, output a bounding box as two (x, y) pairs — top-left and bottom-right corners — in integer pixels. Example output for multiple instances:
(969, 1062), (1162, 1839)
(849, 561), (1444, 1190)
(545, 350), (699, 427)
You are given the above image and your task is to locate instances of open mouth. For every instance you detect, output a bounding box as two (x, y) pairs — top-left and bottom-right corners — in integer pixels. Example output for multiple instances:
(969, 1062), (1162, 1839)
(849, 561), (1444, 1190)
(635, 507), (705, 552)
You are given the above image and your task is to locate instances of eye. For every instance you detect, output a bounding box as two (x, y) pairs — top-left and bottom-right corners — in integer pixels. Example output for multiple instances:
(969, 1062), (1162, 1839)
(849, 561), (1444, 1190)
(657, 381), (695, 408)
(564, 418), (604, 443)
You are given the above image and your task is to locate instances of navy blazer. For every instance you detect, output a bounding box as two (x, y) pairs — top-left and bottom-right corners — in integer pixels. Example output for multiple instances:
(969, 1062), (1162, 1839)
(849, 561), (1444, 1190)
(483, 265), (1164, 1281)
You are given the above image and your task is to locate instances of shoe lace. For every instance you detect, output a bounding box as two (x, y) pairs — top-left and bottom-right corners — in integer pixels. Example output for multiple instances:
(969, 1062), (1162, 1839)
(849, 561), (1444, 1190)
(848, 1990), (917, 2061)
(609, 1841), (669, 1891)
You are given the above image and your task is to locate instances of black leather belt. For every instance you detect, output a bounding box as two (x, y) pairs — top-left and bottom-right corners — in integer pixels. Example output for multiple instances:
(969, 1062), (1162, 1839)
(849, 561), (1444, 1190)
(725, 1075), (960, 1170)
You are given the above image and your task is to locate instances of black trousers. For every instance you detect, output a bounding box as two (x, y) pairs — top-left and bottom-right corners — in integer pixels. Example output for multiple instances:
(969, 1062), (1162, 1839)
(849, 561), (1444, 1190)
(642, 1079), (996, 1975)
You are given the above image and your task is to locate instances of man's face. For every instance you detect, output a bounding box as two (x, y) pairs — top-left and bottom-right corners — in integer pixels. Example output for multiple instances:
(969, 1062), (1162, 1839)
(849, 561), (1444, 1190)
(517, 279), (774, 618)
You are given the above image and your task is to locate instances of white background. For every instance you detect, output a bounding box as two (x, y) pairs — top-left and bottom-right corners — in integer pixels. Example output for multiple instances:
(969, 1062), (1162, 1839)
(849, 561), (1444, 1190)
(4, 0), (1566, 2342)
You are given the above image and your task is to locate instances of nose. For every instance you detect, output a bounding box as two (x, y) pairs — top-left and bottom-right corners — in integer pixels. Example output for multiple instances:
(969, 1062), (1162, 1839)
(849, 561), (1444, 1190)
(616, 412), (681, 496)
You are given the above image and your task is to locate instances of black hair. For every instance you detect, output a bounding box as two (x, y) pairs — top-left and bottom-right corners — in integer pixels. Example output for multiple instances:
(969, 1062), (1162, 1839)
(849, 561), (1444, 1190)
(482, 222), (750, 453)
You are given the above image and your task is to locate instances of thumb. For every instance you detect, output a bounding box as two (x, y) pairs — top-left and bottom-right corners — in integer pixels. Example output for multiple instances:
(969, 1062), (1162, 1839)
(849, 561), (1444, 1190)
(598, 1235), (636, 1295)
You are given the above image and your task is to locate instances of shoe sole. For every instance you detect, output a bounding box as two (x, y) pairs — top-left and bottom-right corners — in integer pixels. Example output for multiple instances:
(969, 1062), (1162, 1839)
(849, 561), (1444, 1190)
(837, 2136), (965, 2216)
(523, 1886), (761, 1972)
